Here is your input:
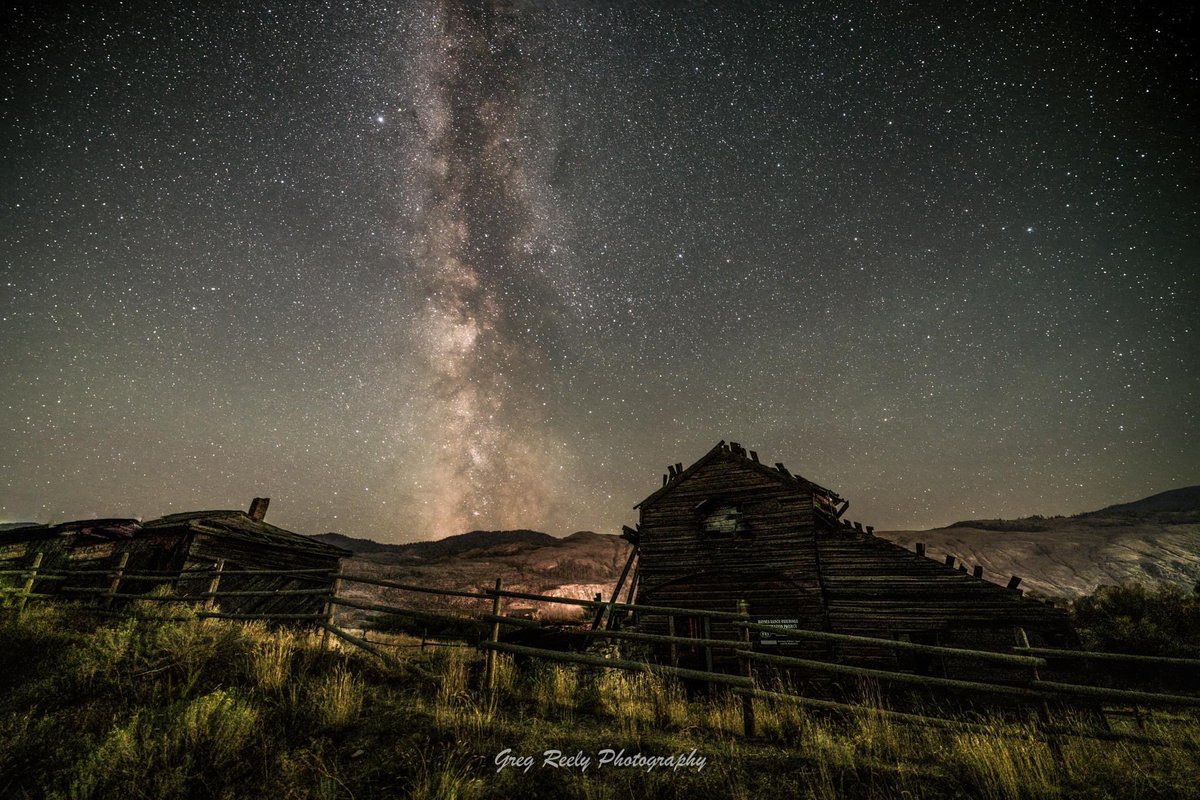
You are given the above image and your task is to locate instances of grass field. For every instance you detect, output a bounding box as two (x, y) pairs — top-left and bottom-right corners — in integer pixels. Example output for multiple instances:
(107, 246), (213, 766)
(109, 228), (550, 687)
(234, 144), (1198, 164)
(1, 601), (1197, 800)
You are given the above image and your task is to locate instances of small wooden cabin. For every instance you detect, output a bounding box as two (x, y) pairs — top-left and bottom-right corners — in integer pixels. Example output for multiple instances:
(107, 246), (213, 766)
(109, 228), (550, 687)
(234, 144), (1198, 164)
(0, 499), (348, 617)
(628, 441), (1077, 681)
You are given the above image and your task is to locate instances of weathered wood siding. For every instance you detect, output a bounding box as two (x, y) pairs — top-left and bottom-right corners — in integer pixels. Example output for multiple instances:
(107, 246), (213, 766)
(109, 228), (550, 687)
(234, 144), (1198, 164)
(182, 531), (337, 615)
(814, 523), (1078, 678)
(638, 455), (817, 585)
(637, 452), (832, 667)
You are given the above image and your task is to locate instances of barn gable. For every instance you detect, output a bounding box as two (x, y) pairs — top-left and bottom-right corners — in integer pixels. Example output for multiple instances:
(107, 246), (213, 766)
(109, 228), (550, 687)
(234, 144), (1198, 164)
(627, 441), (1078, 673)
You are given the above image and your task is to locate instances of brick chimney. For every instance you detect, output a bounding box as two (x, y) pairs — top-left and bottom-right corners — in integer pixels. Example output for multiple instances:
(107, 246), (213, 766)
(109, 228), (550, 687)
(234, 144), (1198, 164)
(248, 497), (270, 521)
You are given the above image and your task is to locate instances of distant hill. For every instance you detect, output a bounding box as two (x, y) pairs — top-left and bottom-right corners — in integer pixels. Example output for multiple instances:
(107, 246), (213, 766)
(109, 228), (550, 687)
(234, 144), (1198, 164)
(880, 485), (1200, 599)
(322, 527), (630, 623)
(308, 532), (397, 555)
(310, 529), (562, 562)
(1083, 486), (1200, 518)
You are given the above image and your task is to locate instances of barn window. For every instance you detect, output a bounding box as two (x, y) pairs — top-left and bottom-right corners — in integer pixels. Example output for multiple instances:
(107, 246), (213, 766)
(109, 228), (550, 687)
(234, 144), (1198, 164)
(695, 498), (749, 536)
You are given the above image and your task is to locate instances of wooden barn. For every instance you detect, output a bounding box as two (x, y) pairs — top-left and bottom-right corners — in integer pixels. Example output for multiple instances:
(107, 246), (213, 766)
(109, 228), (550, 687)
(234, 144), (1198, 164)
(0, 498), (348, 617)
(618, 441), (1077, 683)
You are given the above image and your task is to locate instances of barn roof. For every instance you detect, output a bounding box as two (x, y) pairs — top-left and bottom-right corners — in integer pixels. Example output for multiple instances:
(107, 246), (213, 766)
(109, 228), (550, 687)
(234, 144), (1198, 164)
(142, 510), (350, 558)
(634, 440), (843, 510)
(0, 519), (142, 544)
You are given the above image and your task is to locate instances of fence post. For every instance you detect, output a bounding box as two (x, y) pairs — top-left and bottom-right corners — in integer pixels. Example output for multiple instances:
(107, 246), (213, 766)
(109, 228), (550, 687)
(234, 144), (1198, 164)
(485, 578), (503, 690)
(205, 559), (225, 612)
(1015, 628), (1040, 681)
(322, 562), (343, 649)
(16, 551), (43, 615)
(668, 615), (678, 667)
(1018, 626), (1064, 762)
(590, 592), (605, 629)
(105, 552), (129, 609)
(737, 600), (756, 737)
(703, 616), (714, 693)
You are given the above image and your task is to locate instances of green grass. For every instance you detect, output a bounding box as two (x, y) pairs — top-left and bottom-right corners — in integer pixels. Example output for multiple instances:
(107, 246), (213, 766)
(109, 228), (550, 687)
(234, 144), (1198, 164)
(0, 603), (1197, 800)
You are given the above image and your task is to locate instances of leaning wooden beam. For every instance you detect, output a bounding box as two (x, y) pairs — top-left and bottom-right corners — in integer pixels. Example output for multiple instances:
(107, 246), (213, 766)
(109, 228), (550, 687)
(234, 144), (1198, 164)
(329, 596), (483, 629)
(318, 621), (389, 660)
(480, 613), (541, 629)
(198, 588), (331, 597)
(337, 574), (492, 600)
(480, 641), (753, 688)
(1029, 680), (1200, 708)
(1013, 647), (1200, 668)
(198, 612), (327, 620)
(215, 568), (334, 575)
(584, 627), (751, 650)
(6, 567), (333, 578)
(487, 587), (748, 619)
(742, 651), (1045, 699)
(485, 587), (597, 609)
(738, 621), (1047, 667)
(110, 590), (325, 601)
(601, 544), (639, 630)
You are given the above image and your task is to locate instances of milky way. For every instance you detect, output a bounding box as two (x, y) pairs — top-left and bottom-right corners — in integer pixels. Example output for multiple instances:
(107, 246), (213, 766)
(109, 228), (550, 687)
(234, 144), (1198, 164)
(404, 1), (562, 537)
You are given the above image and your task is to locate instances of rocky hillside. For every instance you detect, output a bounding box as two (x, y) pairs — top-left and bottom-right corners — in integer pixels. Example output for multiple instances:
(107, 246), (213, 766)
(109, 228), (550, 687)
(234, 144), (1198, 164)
(325, 529), (633, 623)
(879, 486), (1200, 599)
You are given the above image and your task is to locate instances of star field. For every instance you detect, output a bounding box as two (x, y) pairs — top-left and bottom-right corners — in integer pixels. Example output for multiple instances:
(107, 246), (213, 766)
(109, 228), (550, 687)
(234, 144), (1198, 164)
(2, 1), (1196, 541)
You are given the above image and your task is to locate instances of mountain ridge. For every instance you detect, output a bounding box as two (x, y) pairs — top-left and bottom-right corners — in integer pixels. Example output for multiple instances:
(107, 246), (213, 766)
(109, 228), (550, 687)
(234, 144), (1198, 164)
(318, 485), (1200, 603)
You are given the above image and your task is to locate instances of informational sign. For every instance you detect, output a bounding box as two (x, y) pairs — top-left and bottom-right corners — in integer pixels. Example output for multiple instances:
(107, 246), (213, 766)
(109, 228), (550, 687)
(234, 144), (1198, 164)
(755, 618), (799, 646)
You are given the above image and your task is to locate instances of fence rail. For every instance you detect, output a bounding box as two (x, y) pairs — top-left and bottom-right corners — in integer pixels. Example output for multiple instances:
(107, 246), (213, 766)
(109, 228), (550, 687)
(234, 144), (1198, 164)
(5, 552), (1199, 742)
(1014, 646), (1200, 668)
(738, 620), (1047, 667)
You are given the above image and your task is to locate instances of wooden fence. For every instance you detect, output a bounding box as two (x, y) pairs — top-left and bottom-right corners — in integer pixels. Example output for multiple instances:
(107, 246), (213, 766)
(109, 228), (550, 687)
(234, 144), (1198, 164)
(4, 553), (1199, 743)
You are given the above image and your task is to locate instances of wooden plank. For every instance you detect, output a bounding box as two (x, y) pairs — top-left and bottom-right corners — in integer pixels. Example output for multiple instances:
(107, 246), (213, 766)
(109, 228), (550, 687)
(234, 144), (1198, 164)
(584, 628), (751, 650)
(16, 551), (41, 613)
(481, 613), (541, 629)
(738, 621), (1046, 667)
(486, 578), (502, 690)
(744, 650), (1045, 699)
(1014, 647), (1200, 668)
(328, 596), (483, 629)
(489, 587), (747, 619)
(204, 588), (331, 597)
(480, 641), (753, 688)
(318, 621), (389, 660)
(1030, 680), (1200, 708)
(199, 611), (326, 620)
(737, 600), (755, 737)
(204, 559), (224, 611)
(602, 545), (638, 630)
(339, 573), (492, 600)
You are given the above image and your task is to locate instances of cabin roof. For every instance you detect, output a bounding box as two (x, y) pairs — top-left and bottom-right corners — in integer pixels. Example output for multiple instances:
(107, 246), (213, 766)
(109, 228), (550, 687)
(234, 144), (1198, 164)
(0, 519), (142, 543)
(142, 510), (350, 558)
(634, 440), (843, 510)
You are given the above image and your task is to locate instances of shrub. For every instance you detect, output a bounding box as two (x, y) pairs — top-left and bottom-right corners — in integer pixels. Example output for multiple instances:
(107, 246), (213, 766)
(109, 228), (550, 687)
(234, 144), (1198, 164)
(1070, 581), (1200, 657)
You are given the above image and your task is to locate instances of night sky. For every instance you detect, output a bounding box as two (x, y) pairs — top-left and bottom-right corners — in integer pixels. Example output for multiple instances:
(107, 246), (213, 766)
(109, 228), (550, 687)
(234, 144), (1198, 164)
(2, 1), (1196, 542)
